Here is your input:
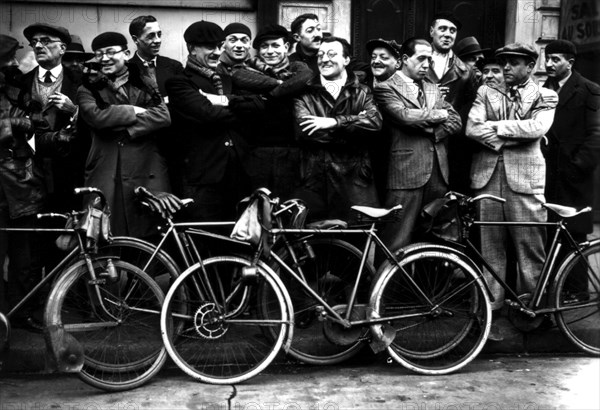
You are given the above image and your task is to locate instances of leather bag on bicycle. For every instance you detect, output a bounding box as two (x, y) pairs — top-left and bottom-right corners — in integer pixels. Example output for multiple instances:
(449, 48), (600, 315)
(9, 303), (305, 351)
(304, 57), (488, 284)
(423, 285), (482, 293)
(417, 196), (463, 243)
(231, 188), (274, 254)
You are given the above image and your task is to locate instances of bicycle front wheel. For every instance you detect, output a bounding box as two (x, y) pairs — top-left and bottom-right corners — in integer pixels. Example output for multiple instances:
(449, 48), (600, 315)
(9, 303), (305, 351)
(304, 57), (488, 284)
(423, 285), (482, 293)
(161, 256), (291, 384)
(370, 246), (491, 374)
(44, 258), (166, 391)
(553, 239), (600, 355)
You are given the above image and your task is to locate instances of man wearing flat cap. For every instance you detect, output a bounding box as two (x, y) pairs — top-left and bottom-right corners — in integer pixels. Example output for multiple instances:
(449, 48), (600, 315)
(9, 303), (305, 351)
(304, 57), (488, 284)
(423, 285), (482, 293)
(231, 24), (313, 199)
(373, 37), (462, 250)
(166, 21), (251, 221)
(467, 42), (558, 338)
(77, 32), (172, 238)
(426, 12), (479, 195)
(21, 23), (82, 213)
(543, 40), (600, 247)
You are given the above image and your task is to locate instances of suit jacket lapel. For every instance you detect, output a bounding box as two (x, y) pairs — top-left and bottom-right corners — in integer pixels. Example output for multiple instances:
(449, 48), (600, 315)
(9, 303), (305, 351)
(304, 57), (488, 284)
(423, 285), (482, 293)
(555, 71), (579, 107)
(392, 74), (421, 108)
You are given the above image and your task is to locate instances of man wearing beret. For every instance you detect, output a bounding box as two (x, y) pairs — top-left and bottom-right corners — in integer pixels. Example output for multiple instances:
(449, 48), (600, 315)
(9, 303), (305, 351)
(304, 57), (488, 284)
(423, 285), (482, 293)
(21, 23), (82, 213)
(293, 36), (382, 222)
(373, 38), (462, 250)
(0, 34), (74, 331)
(218, 22), (253, 77)
(231, 24), (313, 200)
(166, 21), (250, 221)
(77, 32), (172, 238)
(542, 40), (600, 302)
(426, 12), (478, 195)
(128, 15), (184, 98)
(467, 43), (558, 338)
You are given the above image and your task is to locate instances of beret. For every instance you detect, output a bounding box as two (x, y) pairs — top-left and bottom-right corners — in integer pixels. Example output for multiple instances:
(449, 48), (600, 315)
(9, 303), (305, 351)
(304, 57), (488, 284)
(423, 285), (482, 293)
(253, 24), (290, 49)
(455, 36), (490, 59)
(431, 11), (462, 31)
(545, 39), (577, 56)
(184, 21), (224, 45)
(24, 23), (71, 45)
(224, 22), (252, 38)
(495, 42), (539, 62)
(366, 38), (402, 59)
(91, 32), (128, 51)
(0, 34), (23, 61)
(65, 34), (94, 60)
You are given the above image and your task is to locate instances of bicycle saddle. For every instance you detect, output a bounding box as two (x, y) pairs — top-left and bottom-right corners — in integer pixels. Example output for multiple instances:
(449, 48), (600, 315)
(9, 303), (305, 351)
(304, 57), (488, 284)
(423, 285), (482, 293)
(542, 203), (592, 218)
(351, 204), (403, 219)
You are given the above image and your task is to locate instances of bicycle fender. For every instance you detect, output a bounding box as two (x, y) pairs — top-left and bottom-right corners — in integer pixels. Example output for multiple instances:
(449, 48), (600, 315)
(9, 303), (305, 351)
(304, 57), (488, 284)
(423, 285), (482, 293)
(549, 238), (600, 296)
(44, 323), (84, 373)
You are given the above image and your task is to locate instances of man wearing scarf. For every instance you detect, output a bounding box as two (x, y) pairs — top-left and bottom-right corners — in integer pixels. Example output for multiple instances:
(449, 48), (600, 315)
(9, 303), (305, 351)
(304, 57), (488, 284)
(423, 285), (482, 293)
(77, 32), (171, 238)
(166, 21), (250, 221)
(230, 24), (313, 200)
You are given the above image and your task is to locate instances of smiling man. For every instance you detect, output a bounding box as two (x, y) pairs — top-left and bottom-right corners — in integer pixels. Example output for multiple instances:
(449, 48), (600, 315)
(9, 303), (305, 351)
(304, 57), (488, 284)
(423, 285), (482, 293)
(466, 43), (558, 339)
(128, 15), (183, 98)
(293, 36), (382, 221)
(218, 22), (253, 76)
(288, 13), (323, 74)
(77, 31), (171, 238)
(373, 37), (462, 250)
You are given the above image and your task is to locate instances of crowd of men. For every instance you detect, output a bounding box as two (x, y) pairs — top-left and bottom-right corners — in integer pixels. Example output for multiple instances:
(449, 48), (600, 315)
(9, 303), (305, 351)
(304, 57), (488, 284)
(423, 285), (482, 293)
(1, 11), (599, 337)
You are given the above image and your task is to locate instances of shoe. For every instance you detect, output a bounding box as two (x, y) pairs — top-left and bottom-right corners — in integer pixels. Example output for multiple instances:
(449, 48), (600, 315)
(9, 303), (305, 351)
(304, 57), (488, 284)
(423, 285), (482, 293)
(12, 316), (44, 333)
(538, 315), (554, 330)
(487, 322), (504, 342)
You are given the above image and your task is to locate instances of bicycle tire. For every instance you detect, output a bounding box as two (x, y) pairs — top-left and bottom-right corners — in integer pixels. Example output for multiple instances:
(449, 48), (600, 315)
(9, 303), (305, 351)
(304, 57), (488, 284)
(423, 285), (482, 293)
(161, 256), (291, 384)
(370, 245), (491, 374)
(552, 239), (600, 355)
(265, 237), (375, 365)
(44, 258), (166, 391)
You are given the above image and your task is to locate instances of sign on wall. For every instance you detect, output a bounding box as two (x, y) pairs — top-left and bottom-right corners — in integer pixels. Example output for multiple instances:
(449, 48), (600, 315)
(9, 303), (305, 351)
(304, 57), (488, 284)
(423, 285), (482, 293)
(560, 0), (600, 52)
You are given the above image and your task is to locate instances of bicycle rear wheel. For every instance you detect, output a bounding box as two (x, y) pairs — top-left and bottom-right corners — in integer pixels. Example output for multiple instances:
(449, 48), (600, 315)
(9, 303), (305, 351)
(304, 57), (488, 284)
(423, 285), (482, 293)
(266, 237), (375, 365)
(370, 246), (491, 374)
(161, 256), (291, 384)
(553, 239), (600, 355)
(44, 259), (165, 391)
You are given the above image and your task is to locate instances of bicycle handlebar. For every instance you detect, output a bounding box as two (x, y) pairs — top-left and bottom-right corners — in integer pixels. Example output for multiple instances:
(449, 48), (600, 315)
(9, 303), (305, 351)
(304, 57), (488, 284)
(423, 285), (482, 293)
(37, 213), (69, 220)
(469, 194), (506, 204)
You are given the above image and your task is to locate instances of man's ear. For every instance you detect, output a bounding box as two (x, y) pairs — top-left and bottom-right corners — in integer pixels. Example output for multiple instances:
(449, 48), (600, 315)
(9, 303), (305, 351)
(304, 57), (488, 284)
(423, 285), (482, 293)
(124, 49), (131, 60)
(132, 35), (139, 45)
(292, 33), (300, 42)
(284, 42), (290, 53)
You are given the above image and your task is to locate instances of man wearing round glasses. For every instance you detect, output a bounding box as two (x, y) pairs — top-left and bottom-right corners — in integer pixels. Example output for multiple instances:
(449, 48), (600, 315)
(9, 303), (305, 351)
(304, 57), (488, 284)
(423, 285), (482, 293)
(21, 23), (83, 214)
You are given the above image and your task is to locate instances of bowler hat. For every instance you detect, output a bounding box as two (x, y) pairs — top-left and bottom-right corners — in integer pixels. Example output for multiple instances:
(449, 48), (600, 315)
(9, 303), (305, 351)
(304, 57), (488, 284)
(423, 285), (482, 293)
(495, 42), (539, 62)
(65, 34), (94, 60)
(224, 22), (252, 38)
(476, 56), (501, 72)
(366, 38), (402, 59)
(431, 11), (462, 31)
(455, 36), (490, 59)
(0, 34), (23, 60)
(253, 24), (290, 49)
(545, 39), (577, 56)
(23, 23), (71, 45)
(91, 32), (128, 51)
(184, 21), (224, 45)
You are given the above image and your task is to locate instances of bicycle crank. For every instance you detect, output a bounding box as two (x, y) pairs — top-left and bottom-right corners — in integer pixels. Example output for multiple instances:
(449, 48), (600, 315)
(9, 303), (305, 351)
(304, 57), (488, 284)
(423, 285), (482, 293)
(322, 304), (367, 346)
(194, 302), (228, 339)
(506, 294), (544, 332)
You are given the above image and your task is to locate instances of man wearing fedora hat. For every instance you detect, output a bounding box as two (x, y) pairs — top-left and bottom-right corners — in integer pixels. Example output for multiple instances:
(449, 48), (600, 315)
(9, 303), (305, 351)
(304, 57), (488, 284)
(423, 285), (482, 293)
(467, 43), (558, 338)
(21, 23), (83, 213)
(455, 36), (491, 81)
(426, 12), (479, 195)
(63, 34), (94, 75)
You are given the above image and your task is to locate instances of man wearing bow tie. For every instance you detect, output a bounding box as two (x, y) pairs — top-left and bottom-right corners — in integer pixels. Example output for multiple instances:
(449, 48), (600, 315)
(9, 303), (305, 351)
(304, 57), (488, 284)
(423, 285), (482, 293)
(466, 43), (558, 338)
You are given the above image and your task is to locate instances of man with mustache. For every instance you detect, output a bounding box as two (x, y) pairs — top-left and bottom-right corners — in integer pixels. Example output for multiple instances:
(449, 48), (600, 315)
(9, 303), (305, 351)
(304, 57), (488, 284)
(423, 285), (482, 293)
(426, 12), (478, 195)
(373, 37), (461, 250)
(293, 37), (382, 222)
(21, 23), (82, 213)
(77, 32), (172, 238)
(466, 43), (558, 340)
(128, 15), (184, 99)
(166, 21), (250, 221)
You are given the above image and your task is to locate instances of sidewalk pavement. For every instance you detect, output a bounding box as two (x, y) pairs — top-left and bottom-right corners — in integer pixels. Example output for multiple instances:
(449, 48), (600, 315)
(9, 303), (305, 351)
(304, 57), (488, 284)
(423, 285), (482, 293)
(1, 315), (595, 374)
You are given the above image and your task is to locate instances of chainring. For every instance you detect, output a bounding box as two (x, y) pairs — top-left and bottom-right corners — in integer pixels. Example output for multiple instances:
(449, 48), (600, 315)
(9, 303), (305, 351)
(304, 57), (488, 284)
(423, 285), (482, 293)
(507, 294), (545, 332)
(194, 302), (228, 339)
(322, 304), (368, 346)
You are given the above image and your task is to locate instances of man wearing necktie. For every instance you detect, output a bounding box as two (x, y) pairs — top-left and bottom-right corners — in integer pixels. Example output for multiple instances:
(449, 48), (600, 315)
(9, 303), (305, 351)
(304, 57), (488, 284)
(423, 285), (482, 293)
(466, 43), (558, 340)
(373, 37), (461, 250)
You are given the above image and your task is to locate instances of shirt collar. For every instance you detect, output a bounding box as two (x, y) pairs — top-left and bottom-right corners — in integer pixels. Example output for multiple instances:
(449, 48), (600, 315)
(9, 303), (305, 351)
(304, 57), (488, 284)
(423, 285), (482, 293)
(558, 71), (572, 89)
(38, 64), (63, 81)
(136, 52), (157, 66)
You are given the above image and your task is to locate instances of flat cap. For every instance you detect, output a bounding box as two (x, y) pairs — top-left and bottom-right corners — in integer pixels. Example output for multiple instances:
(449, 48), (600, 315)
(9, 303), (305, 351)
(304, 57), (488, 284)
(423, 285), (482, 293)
(431, 11), (462, 30)
(0, 34), (23, 60)
(495, 42), (539, 62)
(91, 32), (128, 51)
(184, 21), (224, 45)
(455, 36), (490, 59)
(366, 38), (402, 59)
(224, 22), (252, 38)
(65, 34), (94, 59)
(545, 39), (577, 56)
(253, 24), (290, 49)
(24, 23), (71, 44)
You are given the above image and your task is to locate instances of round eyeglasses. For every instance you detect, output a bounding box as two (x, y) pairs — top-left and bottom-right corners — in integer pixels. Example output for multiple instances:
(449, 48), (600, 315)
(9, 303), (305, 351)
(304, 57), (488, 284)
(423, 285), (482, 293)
(29, 37), (62, 47)
(93, 49), (127, 59)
